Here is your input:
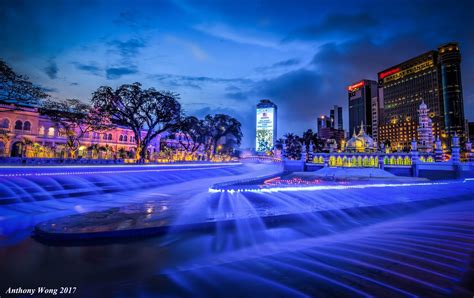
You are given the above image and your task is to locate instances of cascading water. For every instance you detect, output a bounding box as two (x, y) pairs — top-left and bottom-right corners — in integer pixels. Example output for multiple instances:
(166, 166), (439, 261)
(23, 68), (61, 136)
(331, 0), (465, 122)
(0, 163), (473, 297)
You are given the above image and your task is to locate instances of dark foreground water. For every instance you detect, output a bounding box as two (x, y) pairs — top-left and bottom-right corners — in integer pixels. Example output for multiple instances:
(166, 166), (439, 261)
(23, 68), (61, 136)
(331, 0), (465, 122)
(0, 164), (473, 297)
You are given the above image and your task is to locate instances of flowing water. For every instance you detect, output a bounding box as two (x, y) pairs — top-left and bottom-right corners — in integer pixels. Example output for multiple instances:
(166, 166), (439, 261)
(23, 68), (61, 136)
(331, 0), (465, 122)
(0, 163), (473, 297)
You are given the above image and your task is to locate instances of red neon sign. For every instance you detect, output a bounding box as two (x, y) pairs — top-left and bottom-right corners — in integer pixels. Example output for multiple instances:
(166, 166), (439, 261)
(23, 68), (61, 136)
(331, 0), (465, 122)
(379, 67), (401, 79)
(347, 81), (365, 92)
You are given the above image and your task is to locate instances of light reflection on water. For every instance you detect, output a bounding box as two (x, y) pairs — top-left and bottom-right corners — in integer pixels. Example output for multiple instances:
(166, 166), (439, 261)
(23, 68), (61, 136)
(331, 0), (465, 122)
(0, 165), (473, 297)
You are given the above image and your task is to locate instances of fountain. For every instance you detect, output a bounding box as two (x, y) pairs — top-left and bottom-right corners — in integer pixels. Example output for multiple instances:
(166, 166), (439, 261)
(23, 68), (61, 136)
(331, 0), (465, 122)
(1, 163), (473, 297)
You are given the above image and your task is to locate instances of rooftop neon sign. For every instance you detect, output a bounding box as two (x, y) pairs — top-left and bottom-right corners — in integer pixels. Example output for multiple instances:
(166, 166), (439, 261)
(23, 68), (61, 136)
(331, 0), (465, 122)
(347, 81), (365, 92)
(379, 67), (401, 79)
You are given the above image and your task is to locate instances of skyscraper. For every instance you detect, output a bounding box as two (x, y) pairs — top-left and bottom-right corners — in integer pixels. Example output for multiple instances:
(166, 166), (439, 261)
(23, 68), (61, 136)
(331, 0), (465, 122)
(317, 115), (331, 134)
(256, 99), (277, 152)
(438, 43), (465, 138)
(377, 42), (465, 150)
(347, 80), (377, 137)
(330, 105), (343, 130)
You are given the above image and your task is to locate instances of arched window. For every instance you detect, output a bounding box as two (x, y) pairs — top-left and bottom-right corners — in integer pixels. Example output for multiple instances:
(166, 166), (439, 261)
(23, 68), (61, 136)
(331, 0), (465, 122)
(0, 119), (9, 129)
(103, 133), (108, 140)
(47, 127), (55, 137)
(404, 156), (412, 166)
(14, 120), (23, 130)
(119, 135), (123, 142)
(39, 126), (45, 135)
(124, 135), (127, 142)
(108, 133), (112, 140)
(23, 121), (31, 131)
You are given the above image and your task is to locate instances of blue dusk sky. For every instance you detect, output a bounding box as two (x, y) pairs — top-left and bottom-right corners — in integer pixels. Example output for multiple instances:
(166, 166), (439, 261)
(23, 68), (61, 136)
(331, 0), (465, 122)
(1, 0), (473, 147)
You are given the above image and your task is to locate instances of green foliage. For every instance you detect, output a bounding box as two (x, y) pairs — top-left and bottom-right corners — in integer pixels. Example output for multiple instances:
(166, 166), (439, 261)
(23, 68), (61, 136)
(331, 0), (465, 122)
(40, 98), (112, 156)
(204, 114), (243, 155)
(91, 82), (182, 162)
(283, 133), (302, 160)
(0, 59), (49, 107)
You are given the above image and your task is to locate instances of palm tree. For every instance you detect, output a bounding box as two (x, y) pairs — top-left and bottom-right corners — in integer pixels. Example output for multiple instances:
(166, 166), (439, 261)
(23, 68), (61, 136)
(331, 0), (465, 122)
(275, 138), (285, 151)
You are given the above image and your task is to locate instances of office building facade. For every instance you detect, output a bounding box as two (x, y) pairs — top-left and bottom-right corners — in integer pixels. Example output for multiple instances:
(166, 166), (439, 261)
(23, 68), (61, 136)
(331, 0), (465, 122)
(317, 115), (331, 134)
(347, 80), (377, 138)
(330, 105), (343, 130)
(377, 42), (465, 150)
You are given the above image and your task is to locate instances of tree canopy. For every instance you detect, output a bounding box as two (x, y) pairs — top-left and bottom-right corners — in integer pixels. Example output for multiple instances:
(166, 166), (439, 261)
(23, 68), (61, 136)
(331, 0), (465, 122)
(0, 60), (48, 107)
(91, 82), (182, 162)
(176, 116), (208, 155)
(40, 98), (112, 157)
(204, 114), (242, 156)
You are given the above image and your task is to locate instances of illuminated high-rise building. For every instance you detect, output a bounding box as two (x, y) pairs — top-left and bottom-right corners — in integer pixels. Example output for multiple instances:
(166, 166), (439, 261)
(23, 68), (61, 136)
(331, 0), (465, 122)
(256, 99), (277, 152)
(378, 42), (465, 150)
(330, 105), (343, 130)
(317, 115), (331, 133)
(347, 80), (377, 138)
(439, 43), (465, 138)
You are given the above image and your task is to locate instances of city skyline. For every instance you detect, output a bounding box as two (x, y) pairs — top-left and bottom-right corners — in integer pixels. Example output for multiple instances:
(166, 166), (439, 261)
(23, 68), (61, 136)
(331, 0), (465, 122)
(1, 0), (474, 148)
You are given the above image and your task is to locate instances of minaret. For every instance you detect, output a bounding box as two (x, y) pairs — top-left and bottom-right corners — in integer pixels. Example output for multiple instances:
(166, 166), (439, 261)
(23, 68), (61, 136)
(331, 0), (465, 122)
(417, 100), (434, 152)
(434, 136), (444, 162)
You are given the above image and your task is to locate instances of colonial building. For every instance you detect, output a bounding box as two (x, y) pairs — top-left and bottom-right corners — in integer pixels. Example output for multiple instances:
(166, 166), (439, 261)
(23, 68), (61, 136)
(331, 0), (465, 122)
(0, 103), (162, 160)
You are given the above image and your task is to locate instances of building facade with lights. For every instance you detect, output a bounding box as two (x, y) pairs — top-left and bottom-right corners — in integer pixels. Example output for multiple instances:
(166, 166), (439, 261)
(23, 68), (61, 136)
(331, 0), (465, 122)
(317, 115), (331, 134)
(347, 80), (378, 140)
(330, 105), (343, 130)
(0, 103), (176, 161)
(377, 42), (465, 151)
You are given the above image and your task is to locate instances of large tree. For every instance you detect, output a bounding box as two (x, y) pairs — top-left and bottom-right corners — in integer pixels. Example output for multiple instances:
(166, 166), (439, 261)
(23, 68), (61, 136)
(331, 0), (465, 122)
(91, 82), (181, 162)
(283, 133), (302, 160)
(0, 60), (49, 108)
(176, 116), (208, 159)
(40, 99), (112, 158)
(204, 114), (242, 157)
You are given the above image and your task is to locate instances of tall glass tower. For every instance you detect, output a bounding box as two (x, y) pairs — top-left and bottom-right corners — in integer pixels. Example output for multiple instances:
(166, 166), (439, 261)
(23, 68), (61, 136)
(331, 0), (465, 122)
(438, 42), (465, 139)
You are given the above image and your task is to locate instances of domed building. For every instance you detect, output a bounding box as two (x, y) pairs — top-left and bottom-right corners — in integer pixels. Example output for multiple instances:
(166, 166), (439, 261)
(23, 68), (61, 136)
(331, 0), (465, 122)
(345, 122), (377, 152)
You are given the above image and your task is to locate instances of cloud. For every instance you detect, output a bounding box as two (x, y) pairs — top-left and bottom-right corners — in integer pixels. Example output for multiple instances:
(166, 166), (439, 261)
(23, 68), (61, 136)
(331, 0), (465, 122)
(106, 66), (138, 80)
(194, 23), (279, 49)
(283, 12), (379, 42)
(312, 35), (437, 82)
(113, 10), (150, 32)
(150, 73), (253, 89)
(164, 36), (210, 61)
(225, 85), (241, 92)
(108, 38), (146, 58)
(44, 59), (58, 79)
(72, 62), (102, 76)
(189, 43), (209, 61)
(255, 58), (301, 72)
(41, 86), (58, 93)
(225, 92), (248, 101)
